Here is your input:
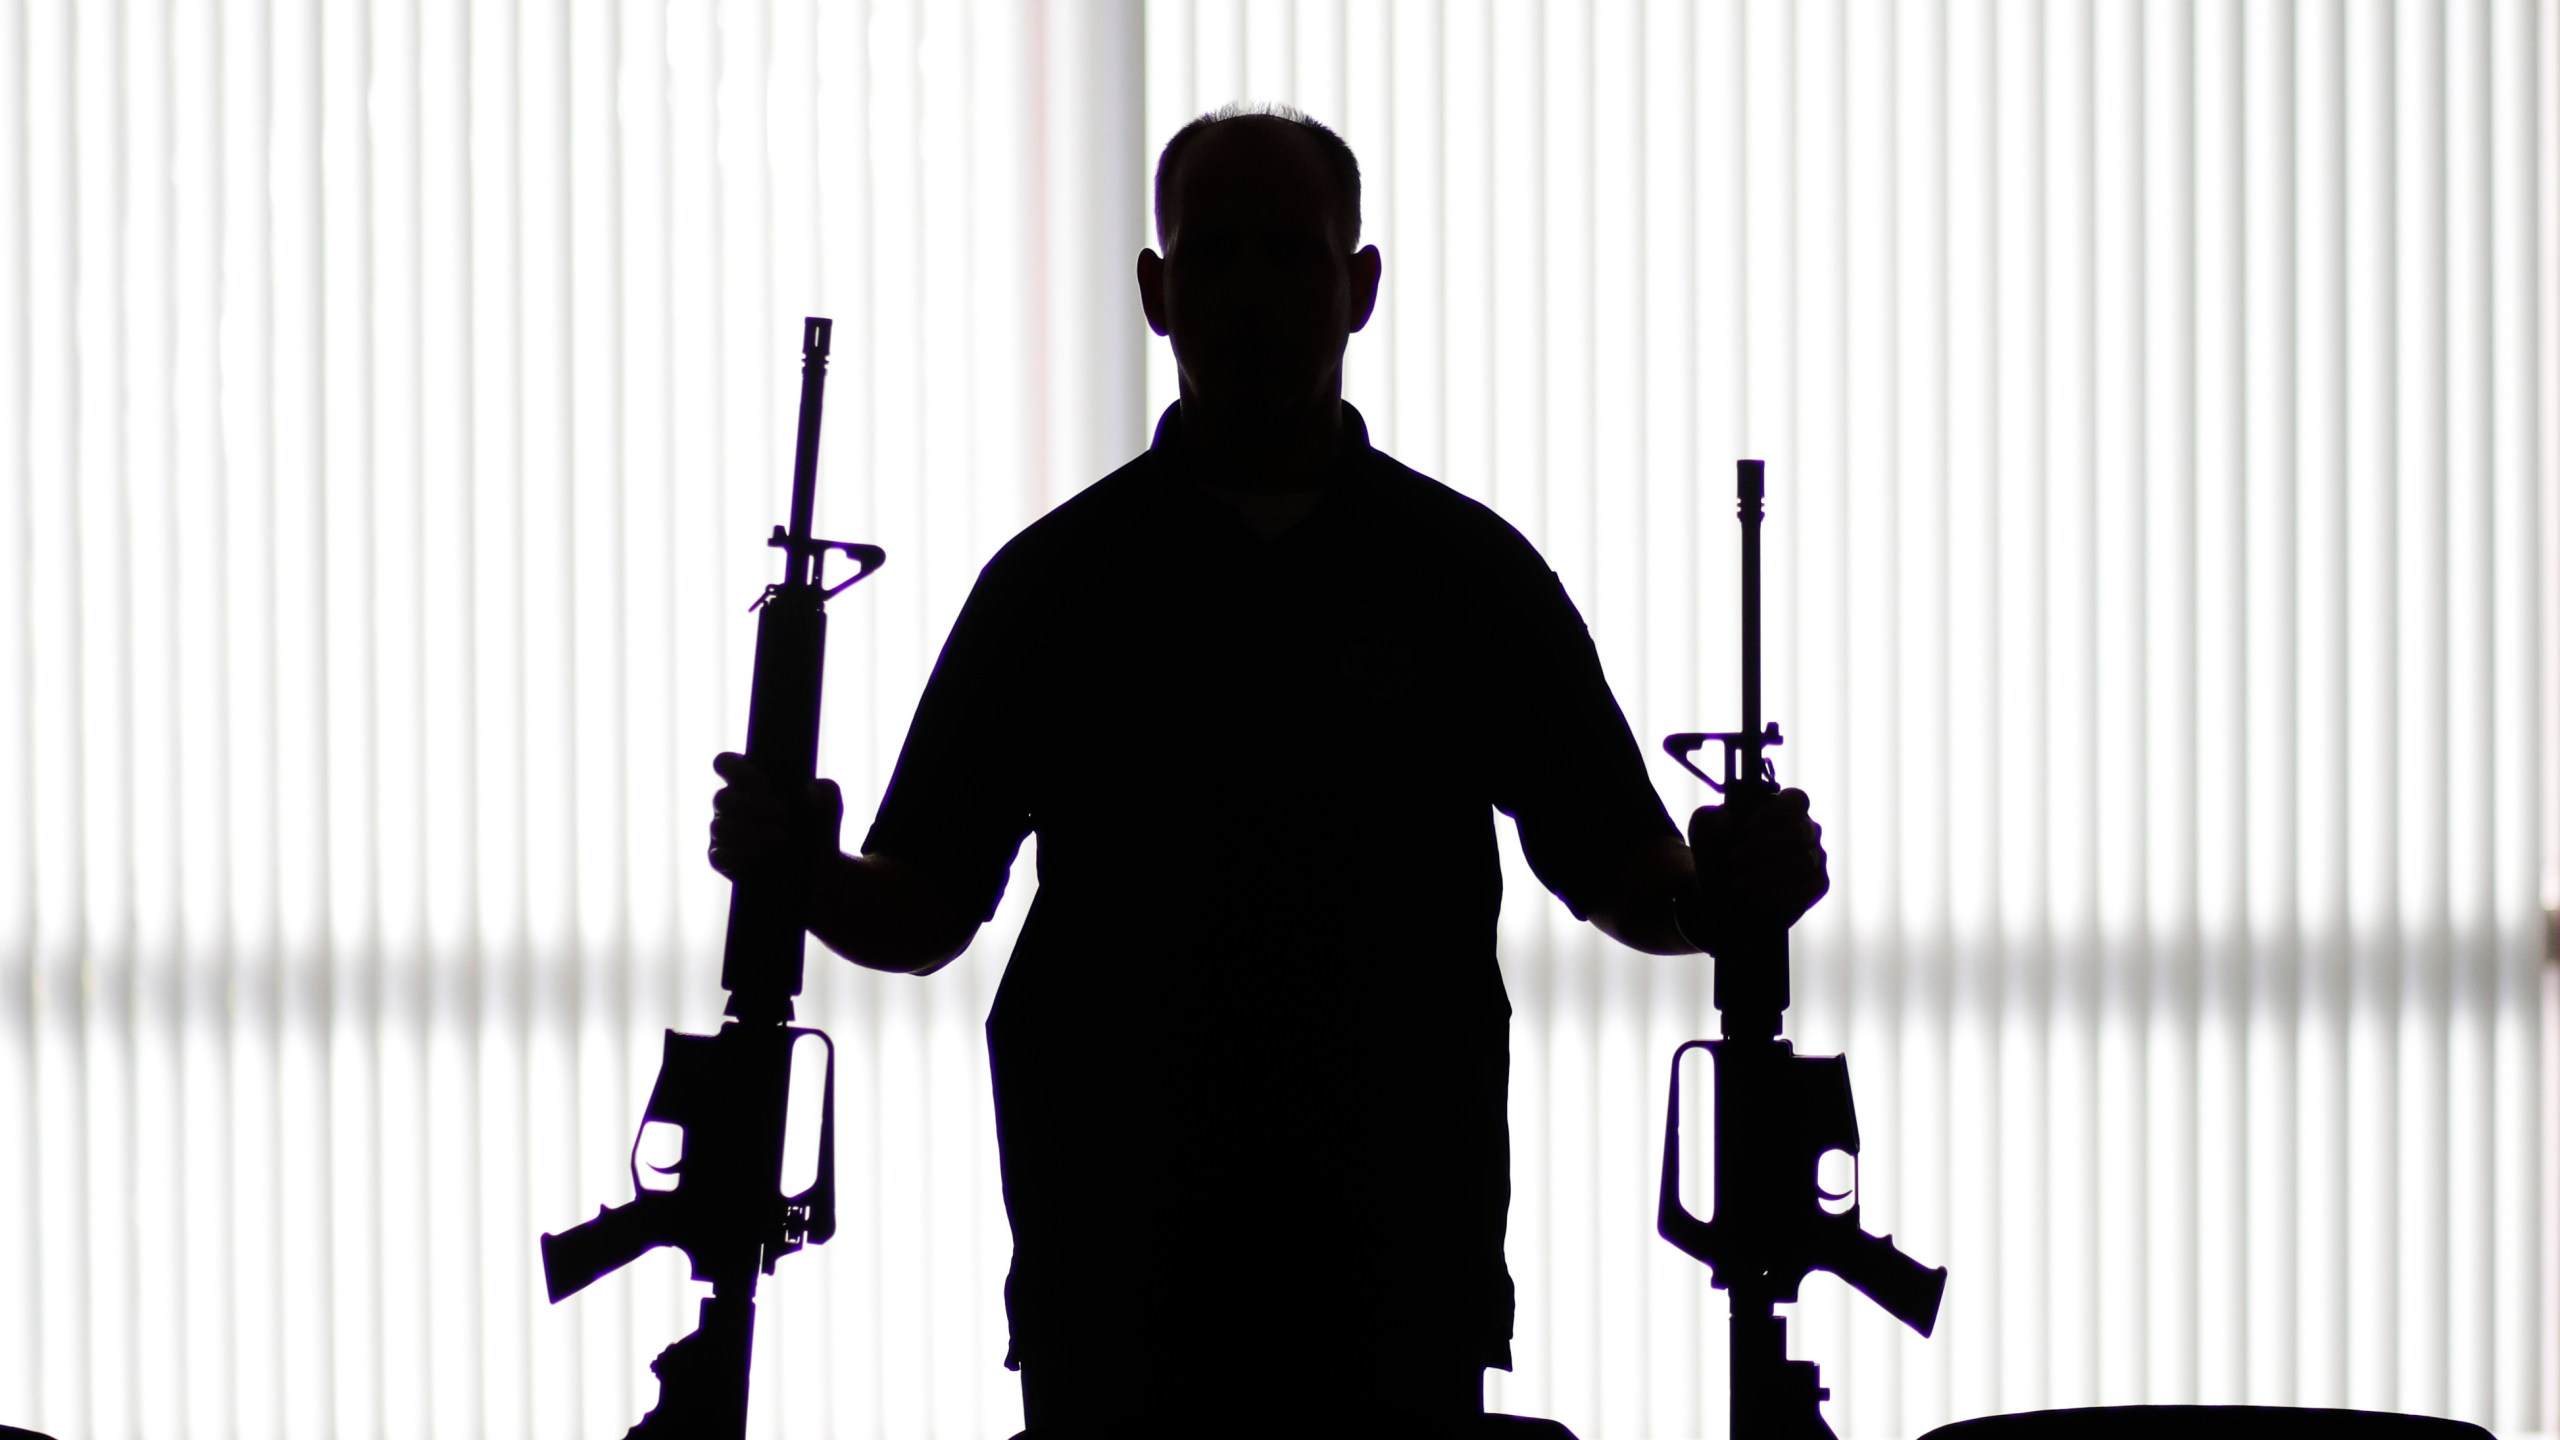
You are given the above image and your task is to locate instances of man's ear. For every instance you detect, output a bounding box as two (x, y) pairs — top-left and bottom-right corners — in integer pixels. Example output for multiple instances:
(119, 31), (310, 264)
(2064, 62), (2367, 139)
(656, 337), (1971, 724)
(1137, 248), (1170, 337)
(1348, 244), (1382, 333)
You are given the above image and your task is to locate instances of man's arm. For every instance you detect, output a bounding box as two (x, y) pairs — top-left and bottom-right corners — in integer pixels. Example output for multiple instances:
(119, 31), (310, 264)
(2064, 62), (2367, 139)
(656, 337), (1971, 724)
(1588, 833), (1706, 956)
(1587, 789), (1831, 958)
(709, 751), (982, 976)
(803, 850), (980, 976)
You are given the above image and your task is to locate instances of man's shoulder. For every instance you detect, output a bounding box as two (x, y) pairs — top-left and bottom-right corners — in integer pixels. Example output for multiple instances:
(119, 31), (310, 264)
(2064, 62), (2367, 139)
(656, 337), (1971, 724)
(1355, 446), (1564, 590)
(976, 436), (1557, 590)
(975, 449), (1164, 581)
(1354, 448), (1599, 643)
(1361, 448), (1529, 538)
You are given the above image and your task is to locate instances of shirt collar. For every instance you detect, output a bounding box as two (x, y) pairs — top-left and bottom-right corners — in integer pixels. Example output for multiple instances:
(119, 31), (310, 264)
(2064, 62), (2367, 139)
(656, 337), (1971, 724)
(1147, 399), (1375, 475)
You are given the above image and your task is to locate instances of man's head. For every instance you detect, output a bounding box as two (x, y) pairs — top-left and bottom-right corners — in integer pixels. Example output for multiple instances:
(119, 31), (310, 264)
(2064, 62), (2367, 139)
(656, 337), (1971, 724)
(1153, 103), (1364, 251)
(1139, 105), (1383, 433)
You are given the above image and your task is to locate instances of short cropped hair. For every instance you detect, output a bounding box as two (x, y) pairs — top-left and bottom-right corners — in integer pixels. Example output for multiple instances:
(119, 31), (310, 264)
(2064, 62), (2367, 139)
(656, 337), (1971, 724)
(1152, 102), (1364, 250)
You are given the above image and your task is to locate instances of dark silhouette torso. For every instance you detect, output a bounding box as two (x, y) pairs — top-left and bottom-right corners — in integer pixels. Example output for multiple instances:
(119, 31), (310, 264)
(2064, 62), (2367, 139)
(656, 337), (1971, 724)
(863, 403), (1673, 1414)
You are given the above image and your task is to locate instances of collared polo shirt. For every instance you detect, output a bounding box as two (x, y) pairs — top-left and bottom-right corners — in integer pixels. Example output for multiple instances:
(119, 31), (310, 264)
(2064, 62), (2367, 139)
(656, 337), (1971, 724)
(861, 400), (1676, 1384)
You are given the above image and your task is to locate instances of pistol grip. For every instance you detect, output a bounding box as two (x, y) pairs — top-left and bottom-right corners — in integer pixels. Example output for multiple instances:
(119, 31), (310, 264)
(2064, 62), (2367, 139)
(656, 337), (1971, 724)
(541, 1192), (678, 1304)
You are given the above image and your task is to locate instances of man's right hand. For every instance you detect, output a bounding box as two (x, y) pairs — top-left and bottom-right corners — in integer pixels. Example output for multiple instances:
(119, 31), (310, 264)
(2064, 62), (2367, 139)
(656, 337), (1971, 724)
(708, 753), (979, 975)
(707, 751), (844, 884)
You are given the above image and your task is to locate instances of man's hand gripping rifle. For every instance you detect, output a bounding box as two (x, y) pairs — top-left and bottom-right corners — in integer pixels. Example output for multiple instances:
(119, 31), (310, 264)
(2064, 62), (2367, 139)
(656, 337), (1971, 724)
(540, 318), (885, 1439)
(1659, 459), (1946, 1440)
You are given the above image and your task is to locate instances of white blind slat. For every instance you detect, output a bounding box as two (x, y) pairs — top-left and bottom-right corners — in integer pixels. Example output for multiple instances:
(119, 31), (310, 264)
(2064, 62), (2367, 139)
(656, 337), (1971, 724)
(1990, 0), (2051, 1410)
(0, 0), (32, 1412)
(1939, 0), (2000, 1419)
(2442, 0), (2501, 1423)
(2485, 0), (2546, 1425)
(2341, 0), (2401, 1415)
(2293, 0), (2349, 1408)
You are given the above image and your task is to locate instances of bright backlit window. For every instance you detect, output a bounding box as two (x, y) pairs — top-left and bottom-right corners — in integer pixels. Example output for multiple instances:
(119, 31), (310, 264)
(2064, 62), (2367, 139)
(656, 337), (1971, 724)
(3, 3), (2551, 1437)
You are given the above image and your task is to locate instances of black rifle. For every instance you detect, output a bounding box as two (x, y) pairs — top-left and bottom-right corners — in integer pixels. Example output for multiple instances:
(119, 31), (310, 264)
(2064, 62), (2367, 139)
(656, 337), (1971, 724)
(1659, 459), (1946, 1439)
(540, 317), (885, 1438)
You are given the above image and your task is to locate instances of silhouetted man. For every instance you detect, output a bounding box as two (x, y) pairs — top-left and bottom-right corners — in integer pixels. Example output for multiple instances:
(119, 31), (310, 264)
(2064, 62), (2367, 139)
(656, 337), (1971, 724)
(710, 104), (1828, 1439)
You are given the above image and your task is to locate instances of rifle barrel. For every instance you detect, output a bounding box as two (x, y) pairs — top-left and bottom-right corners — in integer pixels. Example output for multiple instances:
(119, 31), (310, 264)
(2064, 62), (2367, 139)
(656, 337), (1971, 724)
(1739, 458), (1764, 780)
(785, 317), (832, 586)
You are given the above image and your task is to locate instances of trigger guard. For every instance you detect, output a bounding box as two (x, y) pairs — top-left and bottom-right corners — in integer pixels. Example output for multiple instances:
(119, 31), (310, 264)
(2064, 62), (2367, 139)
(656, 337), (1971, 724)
(630, 1118), (686, 1192)
(1816, 1147), (1859, 1204)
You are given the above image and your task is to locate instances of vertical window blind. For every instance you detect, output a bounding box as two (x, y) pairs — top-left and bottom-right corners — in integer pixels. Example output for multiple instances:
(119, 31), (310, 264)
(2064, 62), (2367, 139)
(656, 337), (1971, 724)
(2, 2), (2550, 1438)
